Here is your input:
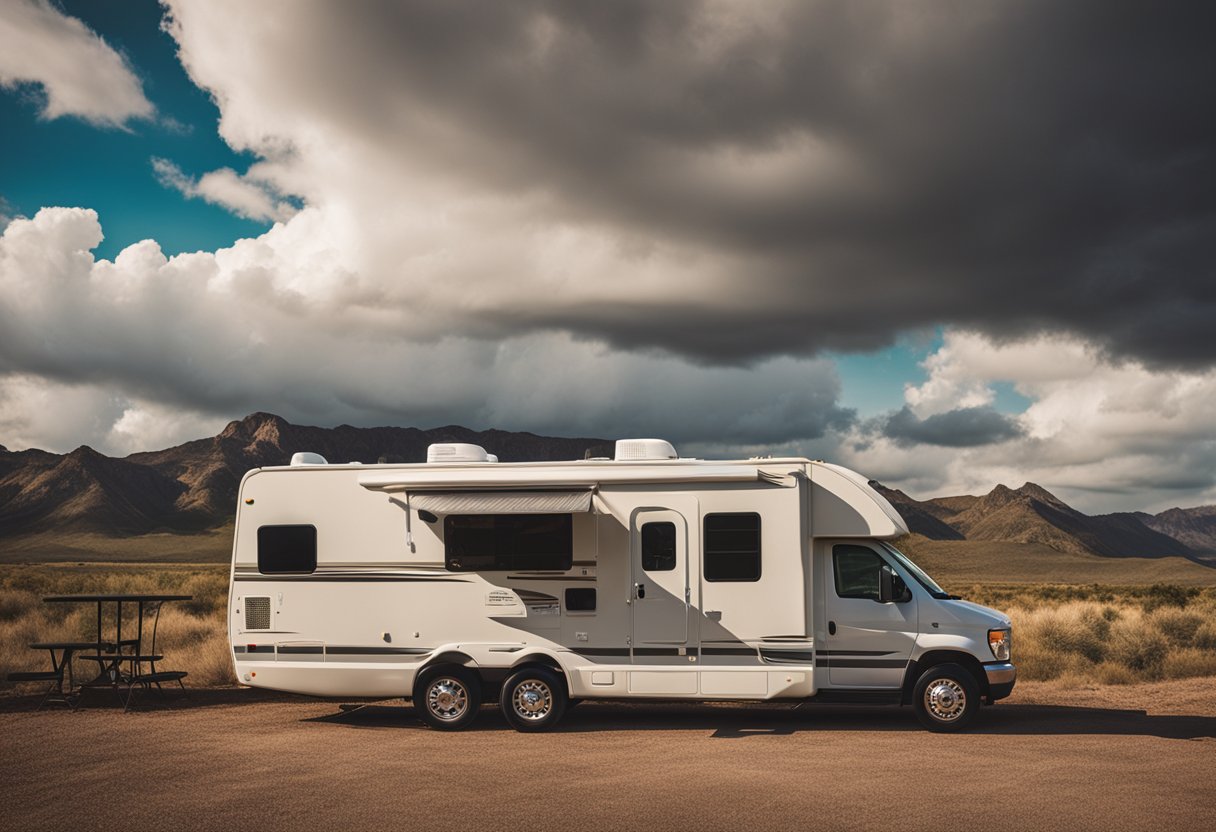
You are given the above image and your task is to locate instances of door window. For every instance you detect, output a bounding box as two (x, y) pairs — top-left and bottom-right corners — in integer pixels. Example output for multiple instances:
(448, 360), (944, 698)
(833, 544), (884, 600)
(641, 521), (676, 571)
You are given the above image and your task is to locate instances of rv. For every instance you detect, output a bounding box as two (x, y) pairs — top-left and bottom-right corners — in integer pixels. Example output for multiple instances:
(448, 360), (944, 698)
(228, 439), (1015, 732)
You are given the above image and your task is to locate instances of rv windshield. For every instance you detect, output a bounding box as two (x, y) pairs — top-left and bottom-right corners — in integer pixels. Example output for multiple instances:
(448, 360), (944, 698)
(880, 542), (951, 600)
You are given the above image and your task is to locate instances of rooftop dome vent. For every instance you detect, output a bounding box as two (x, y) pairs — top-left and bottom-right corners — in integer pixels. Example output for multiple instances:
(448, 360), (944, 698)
(614, 439), (678, 461)
(290, 452), (328, 466)
(427, 443), (493, 463)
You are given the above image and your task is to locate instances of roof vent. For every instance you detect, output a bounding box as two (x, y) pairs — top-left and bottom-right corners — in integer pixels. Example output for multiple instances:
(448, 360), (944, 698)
(427, 443), (492, 463)
(614, 439), (678, 461)
(290, 452), (328, 466)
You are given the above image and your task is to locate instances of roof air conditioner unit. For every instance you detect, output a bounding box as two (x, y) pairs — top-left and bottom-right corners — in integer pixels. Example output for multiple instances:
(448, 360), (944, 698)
(427, 443), (491, 463)
(614, 439), (678, 461)
(290, 452), (329, 466)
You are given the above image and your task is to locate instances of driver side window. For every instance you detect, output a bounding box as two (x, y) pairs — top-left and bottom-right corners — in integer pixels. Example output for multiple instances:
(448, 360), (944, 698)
(833, 545), (884, 601)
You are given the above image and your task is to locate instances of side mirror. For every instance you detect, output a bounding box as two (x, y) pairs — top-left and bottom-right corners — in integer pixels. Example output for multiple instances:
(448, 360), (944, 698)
(879, 564), (894, 603)
(893, 573), (911, 603)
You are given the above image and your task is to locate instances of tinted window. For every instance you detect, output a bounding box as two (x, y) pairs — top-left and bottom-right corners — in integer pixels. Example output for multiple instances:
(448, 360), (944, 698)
(834, 545), (884, 600)
(257, 525), (317, 574)
(641, 522), (676, 572)
(565, 588), (596, 612)
(704, 513), (761, 582)
(444, 514), (573, 572)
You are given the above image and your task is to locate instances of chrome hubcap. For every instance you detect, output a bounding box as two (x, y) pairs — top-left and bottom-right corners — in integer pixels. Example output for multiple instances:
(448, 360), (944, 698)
(427, 678), (469, 721)
(925, 679), (967, 721)
(513, 680), (553, 720)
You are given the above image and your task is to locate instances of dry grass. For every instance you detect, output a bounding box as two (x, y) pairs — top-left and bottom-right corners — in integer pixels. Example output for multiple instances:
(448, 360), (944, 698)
(0, 564), (234, 692)
(955, 584), (1216, 684)
(4, 565), (1216, 695)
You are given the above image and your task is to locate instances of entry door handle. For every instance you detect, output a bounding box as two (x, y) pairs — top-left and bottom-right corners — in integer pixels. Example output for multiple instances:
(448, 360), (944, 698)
(635, 582), (646, 599)
(828, 620), (836, 636)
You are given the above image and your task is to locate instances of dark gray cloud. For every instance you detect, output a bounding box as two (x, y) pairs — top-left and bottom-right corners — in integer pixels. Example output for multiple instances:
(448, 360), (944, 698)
(882, 406), (1024, 448)
(163, 0), (1216, 367)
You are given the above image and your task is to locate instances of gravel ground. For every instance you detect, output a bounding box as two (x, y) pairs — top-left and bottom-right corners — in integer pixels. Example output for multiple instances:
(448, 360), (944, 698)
(1, 680), (1213, 832)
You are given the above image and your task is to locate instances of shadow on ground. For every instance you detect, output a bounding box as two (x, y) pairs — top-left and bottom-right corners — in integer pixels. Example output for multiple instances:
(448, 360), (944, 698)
(309, 699), (1216, 741)
(4, 687), (1213, 741)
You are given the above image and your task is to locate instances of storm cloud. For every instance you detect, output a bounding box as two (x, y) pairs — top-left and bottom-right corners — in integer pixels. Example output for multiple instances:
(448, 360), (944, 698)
(162, 0), (1216, 367)
(883, 406), (1024, 448)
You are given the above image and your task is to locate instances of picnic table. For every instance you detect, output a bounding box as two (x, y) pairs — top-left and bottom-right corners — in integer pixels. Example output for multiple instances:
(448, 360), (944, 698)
(10, 594), (193, 709)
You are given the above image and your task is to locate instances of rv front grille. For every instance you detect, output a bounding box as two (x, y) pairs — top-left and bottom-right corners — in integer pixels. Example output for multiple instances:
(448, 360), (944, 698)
(245, 596), (271, 630)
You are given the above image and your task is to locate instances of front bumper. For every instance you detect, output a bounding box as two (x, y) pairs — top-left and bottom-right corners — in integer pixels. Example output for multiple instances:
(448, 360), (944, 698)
(983, 661), (1016, 702)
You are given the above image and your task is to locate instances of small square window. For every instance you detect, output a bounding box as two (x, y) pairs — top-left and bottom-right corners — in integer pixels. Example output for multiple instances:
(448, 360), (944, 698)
(257, 525), (317, 574)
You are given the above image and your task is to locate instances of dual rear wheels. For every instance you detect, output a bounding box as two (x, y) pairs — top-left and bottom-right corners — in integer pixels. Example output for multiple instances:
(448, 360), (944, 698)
(413, 665), (567, 732)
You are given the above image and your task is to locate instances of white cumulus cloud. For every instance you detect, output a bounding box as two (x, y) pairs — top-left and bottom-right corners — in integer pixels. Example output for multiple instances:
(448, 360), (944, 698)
(0, 0), (153, 127)
(151, 158), (296, 223)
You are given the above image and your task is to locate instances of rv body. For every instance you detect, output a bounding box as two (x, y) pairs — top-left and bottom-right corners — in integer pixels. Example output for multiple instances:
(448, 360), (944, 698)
(228, 440), (1015, 731)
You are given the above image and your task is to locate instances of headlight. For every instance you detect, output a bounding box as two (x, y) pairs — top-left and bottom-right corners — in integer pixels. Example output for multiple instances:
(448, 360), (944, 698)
(988, 628), (1011, 661)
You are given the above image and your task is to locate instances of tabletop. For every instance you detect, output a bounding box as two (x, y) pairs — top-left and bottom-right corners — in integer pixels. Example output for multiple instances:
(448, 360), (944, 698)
(28, 641), (106, 650)
(42, 594), (193, 603)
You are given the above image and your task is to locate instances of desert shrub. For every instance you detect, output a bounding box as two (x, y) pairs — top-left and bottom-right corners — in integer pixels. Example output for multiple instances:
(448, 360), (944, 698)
(1162, 648), (1216, 679)
(1140, 583), (1199, 611)
(1107, 613), (1168, 675)
(0, 589), (38, 622)
(1095, 661), (1138, 685)
(1193, 622), (1216, 651)
(1149, 608), (1205, 646)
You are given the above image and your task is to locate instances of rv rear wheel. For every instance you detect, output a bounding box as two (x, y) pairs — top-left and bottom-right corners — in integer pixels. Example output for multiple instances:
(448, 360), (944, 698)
(414, 666), (481, 730)
(912, 663), (980, 732)
(500, 667), (568, 732)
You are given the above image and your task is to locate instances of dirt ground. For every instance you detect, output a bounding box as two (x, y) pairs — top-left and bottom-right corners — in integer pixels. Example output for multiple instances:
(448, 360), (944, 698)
(1, 679), (1213, 832)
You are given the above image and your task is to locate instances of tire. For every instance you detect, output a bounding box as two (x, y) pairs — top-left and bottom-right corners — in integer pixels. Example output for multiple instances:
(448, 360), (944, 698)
(499, 667), (568, 732)
(413, 665), (481, 730)
(912, 663), (980, 732)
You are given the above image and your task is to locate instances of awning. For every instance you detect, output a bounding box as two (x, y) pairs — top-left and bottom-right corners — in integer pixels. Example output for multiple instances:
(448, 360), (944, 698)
(408, 490), (594, 515)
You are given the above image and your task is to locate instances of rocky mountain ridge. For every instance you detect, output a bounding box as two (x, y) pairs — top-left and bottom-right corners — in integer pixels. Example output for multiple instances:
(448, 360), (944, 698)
(1, 413), (1213, 560)
(873, 481), (1215, 559)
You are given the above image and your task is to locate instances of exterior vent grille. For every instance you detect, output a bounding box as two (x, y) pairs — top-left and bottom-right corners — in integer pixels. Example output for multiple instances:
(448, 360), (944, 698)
(614, 439), (678, 461)
(245, 596), (272, 630)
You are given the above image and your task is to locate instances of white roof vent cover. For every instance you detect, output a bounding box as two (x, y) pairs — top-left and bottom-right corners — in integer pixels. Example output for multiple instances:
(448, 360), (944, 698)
(614, 439), (678, 461)
(427, 443), (492, 463)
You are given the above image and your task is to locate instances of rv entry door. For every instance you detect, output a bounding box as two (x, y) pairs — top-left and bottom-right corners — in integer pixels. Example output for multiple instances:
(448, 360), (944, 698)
(630, 508), (690, 648)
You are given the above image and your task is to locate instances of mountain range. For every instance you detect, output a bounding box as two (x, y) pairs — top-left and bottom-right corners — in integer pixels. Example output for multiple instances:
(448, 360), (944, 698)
(1, 412), (1214, 561)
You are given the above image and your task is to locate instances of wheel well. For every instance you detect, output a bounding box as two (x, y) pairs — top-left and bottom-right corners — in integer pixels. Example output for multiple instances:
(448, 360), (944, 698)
(901, 650), (988, 705)
(507, 654), (570, 695)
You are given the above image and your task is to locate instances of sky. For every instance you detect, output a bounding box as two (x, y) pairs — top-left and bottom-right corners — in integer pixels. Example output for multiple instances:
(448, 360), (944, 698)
(0, 0), (1214, 513)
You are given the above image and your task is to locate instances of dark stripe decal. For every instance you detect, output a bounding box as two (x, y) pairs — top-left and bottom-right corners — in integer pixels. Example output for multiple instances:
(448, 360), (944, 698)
(506, 576), (596, 582)
(815, 650), (896, 656)
(326, 646), (432, 656)
(277, 646), (323, 655)
(759, 649), (815, 663)
(234, 575), (468, 583)
(574, 648), (630, 656)
(702, 647), (757, 656)
(816, 658), (908, 668)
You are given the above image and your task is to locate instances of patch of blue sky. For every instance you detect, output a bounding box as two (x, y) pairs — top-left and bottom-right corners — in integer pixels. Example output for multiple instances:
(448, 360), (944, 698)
(989, 381), (1033, 414)
(0, 0), (270, 259)
(828, 329), (942, 417)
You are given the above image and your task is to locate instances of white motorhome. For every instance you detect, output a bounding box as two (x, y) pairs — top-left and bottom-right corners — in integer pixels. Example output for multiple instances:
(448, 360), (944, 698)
(228, 439), (1015, 732)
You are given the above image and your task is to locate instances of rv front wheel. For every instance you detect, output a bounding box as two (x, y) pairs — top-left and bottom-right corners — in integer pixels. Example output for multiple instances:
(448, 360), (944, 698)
(912, 663), (980, 732)
(500, 667), (568, 732)
(413, 666), (481, 730)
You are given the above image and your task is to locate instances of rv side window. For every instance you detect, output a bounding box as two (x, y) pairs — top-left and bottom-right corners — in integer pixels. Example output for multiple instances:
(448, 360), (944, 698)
(703, 513), (761, 582)
(565, 587), (596, 612)
(833, 545), (883, 601)
(641, 522), (677, 572)
(444, 514), (573, 572)
(257, 525), (317, 574)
